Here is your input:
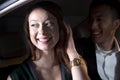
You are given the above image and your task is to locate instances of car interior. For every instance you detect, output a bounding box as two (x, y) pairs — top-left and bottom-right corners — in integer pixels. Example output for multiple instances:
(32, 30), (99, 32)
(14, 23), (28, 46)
(0, 0), (92, 67)
(0, 0), (120, 79)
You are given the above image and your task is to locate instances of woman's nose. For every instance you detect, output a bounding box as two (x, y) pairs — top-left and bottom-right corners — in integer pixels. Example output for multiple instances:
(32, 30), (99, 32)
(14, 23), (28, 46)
(38, 25), (47, 35)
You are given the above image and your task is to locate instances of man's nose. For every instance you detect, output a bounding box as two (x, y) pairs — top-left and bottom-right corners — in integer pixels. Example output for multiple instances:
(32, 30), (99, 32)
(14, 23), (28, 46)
(90, 20), (98, 30)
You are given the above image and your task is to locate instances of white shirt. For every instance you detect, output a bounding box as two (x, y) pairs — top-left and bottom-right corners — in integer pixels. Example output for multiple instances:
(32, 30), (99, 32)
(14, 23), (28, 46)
(96, 38), (120, 80)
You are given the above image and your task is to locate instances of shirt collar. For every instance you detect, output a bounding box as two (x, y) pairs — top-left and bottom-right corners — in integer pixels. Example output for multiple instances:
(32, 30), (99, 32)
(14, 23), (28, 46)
(114, 38), (120, 52)
(96, 37), (120, 55)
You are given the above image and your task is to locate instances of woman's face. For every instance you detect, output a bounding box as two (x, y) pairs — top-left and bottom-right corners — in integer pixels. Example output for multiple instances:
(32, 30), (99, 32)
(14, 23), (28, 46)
(28, 8), (59, 51)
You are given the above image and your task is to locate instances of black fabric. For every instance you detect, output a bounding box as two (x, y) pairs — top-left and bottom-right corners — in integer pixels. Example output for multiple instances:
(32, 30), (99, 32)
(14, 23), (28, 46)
(10, 60), (72, 80)
(75, 38), (102, 80)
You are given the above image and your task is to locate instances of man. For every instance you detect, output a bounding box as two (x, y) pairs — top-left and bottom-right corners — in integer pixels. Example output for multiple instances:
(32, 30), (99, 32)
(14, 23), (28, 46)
(75, 0), (120, 80)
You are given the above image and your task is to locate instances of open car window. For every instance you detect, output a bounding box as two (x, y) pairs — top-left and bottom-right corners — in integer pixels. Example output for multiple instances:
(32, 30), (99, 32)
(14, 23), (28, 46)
(0, 0), (33, 17)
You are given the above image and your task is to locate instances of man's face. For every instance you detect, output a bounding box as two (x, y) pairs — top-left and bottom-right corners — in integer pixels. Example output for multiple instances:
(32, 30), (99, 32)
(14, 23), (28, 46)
(89, 5), (117, 44)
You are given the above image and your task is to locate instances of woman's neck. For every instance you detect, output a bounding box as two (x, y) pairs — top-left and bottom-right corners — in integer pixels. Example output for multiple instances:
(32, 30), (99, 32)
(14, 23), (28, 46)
(32, 49), (61, 80)
(33, 49), (61, 80)
(33, 49), (58, 69)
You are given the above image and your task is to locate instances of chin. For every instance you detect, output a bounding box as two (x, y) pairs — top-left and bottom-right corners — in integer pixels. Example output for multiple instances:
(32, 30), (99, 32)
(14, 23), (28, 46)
(39, 46), (53, 51)
(92, 37), (102, 43)
(94, 39), (103, 44)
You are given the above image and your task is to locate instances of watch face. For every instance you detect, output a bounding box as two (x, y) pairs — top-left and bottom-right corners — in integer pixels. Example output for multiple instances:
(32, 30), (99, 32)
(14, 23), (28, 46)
(71, 58), (81, 66)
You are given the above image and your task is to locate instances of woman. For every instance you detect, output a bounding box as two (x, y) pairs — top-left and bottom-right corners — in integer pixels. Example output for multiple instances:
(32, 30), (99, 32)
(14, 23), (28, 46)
(7, 1), (90, 80)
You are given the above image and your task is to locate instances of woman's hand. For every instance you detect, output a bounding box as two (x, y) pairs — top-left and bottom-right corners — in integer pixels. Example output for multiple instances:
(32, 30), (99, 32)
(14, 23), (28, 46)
(7, 76), (12, 80)
(65, 23), (90, 80)
(65, 23), (79, 60)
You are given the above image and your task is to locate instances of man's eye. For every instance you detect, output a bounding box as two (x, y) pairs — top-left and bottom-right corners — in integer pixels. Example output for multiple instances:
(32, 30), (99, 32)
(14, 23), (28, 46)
(97, 18), (102, 21)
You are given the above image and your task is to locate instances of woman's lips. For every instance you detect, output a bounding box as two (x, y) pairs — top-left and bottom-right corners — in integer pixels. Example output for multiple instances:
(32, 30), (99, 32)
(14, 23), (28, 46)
(37, 37), (51, 44)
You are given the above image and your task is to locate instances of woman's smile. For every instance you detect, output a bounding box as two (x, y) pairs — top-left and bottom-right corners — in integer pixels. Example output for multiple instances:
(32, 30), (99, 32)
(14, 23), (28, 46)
(37, 37), (51, 44)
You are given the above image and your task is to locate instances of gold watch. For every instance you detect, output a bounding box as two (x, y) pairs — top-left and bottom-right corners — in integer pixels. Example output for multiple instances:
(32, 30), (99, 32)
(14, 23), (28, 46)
(70, 58), (81, 67)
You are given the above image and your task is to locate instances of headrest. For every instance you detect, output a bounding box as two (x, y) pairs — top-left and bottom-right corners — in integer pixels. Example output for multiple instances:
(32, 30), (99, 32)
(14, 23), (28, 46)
(0, 32), (29, 67)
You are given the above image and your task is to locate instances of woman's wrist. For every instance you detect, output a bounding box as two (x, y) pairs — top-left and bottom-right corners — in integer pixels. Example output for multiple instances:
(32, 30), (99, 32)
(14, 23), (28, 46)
(68, 52), (83, 67)
(70, 57), (82, 67)
(68, 51), (80, 60)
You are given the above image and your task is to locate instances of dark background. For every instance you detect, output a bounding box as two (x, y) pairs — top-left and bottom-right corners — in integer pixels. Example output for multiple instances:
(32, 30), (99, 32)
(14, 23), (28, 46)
(0, 0), (120, 66)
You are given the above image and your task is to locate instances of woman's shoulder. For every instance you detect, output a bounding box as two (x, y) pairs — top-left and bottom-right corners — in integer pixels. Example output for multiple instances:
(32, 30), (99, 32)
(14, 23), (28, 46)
(9, 59), (35, 80)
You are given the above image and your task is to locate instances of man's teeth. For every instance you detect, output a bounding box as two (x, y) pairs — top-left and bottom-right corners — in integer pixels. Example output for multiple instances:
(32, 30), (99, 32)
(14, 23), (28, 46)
(93, 32), (100, 35)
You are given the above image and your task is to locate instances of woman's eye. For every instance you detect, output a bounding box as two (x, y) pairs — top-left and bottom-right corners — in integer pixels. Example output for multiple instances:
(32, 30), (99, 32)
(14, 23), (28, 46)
(45, 22), (54, 27)
(31, 24), (35, 27)
(30, 24), (38, 27)
(46, 23), (51, 26)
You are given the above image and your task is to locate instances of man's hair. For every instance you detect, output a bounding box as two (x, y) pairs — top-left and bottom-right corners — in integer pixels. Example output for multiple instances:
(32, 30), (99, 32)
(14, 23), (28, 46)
(89, 0), (120, 19)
